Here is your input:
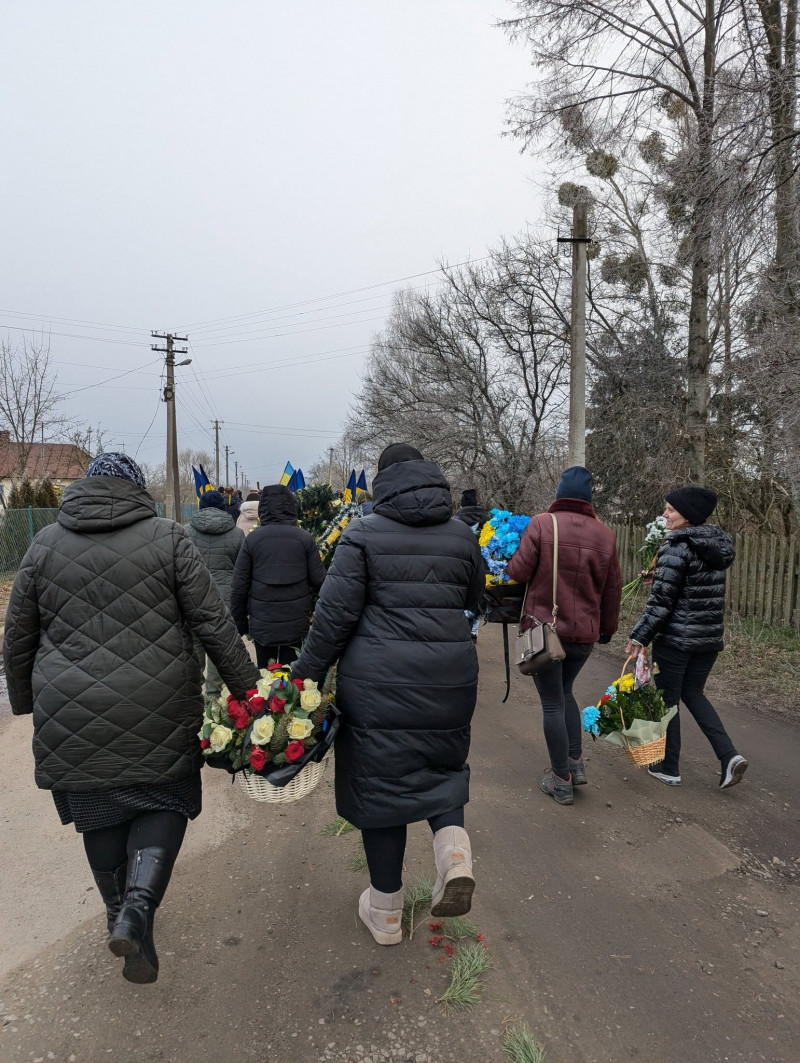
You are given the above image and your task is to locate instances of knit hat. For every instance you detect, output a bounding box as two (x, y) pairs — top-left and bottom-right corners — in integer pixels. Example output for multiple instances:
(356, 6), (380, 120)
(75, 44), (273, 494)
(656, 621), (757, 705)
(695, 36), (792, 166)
(555, 466), (593, 503)
(460, 489), (478, 509)
(85, 452), (146, 489)
(377, 443), (424, 471)
(199, 490), (226, 511)
(246, 491), (260, 502)
(665, 486), (717, 525)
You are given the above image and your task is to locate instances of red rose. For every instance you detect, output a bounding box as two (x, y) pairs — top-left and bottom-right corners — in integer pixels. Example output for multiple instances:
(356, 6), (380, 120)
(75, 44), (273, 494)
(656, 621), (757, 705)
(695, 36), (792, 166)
(200, 738), (211, 749)
(249, 747), (267, 771)
(228, 700), (251, 729)
(291, 679), (304, 693)
(246, 688), (258, 698)
(267, 663), (283, 672)
(248, 695), (266, 712)
(285, 741), (305, 763)
(599, 694), (611, 705)
(269, 695), (287, 714)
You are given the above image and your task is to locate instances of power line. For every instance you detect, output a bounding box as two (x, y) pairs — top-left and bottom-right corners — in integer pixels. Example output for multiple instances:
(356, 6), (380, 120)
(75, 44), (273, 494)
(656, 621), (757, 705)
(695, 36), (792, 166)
(61, 358), (162, 397)
(0, 323), (151, 347)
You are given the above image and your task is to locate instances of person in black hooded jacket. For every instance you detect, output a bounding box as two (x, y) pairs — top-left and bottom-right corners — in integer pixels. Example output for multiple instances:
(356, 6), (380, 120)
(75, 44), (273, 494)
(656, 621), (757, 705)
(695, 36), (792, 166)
(229, 484), (327, 668)
(626, 486), (748, 791)
(291, 444), (485, 947)
(454, 488), (489, 529)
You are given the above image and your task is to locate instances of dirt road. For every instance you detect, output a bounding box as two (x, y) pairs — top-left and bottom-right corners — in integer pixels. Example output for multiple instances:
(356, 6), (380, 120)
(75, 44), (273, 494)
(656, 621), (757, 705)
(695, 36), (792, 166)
(1, 627), (798, 1063)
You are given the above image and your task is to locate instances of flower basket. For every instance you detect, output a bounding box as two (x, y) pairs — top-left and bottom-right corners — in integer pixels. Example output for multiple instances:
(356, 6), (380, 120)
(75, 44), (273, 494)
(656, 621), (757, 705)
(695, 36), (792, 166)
(238, 747), (333, 803)
(582, 653), (676, 769)
(479, 509), (531, 624)
(199, 664), (339, 801)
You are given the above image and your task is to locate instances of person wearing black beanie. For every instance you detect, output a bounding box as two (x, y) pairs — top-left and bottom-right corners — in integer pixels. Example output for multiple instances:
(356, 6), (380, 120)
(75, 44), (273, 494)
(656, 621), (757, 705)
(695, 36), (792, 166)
(455, 489), (489, 529)
(198, 490), (226, 511)
(627, 487), (748, 790)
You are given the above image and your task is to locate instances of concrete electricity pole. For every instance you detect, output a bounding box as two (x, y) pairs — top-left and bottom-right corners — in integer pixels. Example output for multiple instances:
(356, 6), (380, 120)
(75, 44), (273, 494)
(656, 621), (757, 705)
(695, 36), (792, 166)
(151, 331), (190, 521)
(212, 420), (222, 487)
(559, 201), (589, 468)
(328, 446), (334, 487)
(225, 445), (232, 488)
(234, 460), (239, 489)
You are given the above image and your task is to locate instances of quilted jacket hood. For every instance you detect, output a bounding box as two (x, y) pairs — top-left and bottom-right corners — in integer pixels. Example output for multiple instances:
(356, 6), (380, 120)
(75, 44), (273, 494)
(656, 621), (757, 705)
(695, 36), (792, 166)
(258, 485), (298, 525)
(58, 476), (156, 533)
(669, 524), (734, 571)
(189, 508), (236, 535)
(373, 459), (452, 527)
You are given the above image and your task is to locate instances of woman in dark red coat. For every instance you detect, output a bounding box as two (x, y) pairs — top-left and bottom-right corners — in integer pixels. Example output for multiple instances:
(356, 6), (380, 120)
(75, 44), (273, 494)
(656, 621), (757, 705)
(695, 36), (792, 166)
(507, 467), (621, 806)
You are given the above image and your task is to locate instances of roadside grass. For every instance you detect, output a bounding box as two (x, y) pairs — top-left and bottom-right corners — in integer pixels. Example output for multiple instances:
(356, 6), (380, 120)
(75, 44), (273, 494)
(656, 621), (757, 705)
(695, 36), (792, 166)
(349, 835), (368, 873)
(437, 941), (493, 1011)
(598, 616), (799, 716)
(502, 1023), (546, 1063)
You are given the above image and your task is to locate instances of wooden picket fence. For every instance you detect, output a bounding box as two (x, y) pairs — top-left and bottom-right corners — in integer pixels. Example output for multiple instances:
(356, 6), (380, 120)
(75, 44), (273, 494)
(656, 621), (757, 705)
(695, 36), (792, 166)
(608, 524), (800, 631)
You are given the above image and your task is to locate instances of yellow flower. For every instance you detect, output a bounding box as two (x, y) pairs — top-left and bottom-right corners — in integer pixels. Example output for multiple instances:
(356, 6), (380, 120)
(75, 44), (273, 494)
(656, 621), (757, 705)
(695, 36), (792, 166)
(250, 716), (275, 746)
(209, 725), (233, 753)
(256, 672), (288, 697)
(617, 673), (635, 693)
(287, 717), (314, 740)
(479, 523), (494, 547)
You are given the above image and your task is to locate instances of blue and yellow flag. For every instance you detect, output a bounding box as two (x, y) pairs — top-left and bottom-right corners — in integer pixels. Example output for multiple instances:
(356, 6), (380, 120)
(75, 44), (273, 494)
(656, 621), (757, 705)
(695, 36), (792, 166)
(342, 469), (357, 503)
(356, 469), (367, 493)
(279, 462), (295, 487)
(192, 464), (214, 500)
(287, 468), (306, 492)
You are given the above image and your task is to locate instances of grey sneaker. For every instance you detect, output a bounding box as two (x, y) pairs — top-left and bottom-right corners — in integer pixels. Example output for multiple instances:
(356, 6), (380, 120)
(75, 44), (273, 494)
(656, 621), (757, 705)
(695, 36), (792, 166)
(569, 757), (587, 785)
(648, 764), (681, 786)
(540, 770), (573, 805)
(719, 754), (748, 789)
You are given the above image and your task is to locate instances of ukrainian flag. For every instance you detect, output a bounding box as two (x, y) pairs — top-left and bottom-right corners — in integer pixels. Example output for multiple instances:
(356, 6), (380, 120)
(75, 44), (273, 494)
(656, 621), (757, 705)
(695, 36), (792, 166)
(356, 469), (367, 493)
(342, 469), (357, 503)
(192, 464), (214, 500)
(279, 462), (294, 487)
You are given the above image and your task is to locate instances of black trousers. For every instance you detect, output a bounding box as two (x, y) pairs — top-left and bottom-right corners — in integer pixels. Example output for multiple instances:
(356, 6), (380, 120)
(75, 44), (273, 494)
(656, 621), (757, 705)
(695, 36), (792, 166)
(533, 642), (594, 779)
(361, 809), (465, 894)
(254, 643), (297, 670)
(653, 642), (736, 775)
(82, 811), (188, 873)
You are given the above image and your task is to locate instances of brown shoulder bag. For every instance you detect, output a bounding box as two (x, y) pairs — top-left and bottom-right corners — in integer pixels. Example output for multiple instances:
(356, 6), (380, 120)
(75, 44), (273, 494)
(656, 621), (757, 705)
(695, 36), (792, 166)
(516, 513), (566, 676)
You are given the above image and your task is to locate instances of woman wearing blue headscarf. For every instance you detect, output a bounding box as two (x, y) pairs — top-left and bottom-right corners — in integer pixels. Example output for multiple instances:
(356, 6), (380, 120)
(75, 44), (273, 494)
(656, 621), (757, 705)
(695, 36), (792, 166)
(3, 453), (259, 984)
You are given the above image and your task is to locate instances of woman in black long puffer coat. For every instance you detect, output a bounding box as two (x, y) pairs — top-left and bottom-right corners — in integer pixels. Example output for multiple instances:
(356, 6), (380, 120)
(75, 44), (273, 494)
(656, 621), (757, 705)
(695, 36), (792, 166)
(626, 486), (748, 791)
(291, 444), (485, 946)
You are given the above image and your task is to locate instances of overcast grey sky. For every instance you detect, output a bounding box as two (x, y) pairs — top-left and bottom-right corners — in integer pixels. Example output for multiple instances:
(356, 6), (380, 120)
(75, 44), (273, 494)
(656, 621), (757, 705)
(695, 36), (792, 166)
(1, 1), (542, 486)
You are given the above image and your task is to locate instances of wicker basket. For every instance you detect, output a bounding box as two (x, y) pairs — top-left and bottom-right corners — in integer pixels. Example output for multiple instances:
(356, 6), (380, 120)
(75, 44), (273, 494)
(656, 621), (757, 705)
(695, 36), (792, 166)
(237, 749), (332, 804)
(621, 733), (667, 768)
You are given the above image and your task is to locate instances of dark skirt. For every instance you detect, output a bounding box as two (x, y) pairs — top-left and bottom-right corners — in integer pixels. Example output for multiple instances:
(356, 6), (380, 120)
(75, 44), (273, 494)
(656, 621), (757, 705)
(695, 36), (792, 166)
(52, 774), (202, 833)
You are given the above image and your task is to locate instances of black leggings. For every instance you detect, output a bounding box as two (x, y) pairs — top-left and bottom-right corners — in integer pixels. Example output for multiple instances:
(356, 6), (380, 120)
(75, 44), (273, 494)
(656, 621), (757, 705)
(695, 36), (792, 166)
(254, 643), (297, 669)
(361, 809), (465, 894)
(82, 811), (188, 872)
(533, 641), (594, 779)
(653, 643), (736, 774)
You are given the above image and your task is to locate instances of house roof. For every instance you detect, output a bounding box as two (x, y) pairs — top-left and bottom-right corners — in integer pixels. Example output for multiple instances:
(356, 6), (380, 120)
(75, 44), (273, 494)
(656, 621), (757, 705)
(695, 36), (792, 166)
(0, 432), (90, 482)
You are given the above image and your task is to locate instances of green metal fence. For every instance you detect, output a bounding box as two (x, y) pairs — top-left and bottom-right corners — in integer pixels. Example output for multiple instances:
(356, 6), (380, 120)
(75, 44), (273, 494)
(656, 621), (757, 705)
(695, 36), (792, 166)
(0, 508), (60, 581)
(0, 503), (199, 582)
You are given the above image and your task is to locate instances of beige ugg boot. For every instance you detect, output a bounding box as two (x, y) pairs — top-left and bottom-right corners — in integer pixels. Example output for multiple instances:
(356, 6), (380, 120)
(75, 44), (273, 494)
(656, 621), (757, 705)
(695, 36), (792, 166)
(358, 886), (404, 946)
(430, 826), (475, 917)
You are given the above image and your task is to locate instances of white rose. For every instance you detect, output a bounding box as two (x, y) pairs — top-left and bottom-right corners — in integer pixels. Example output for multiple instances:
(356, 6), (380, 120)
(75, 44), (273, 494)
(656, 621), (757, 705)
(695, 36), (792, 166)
(300, 688), (322, 712)
(209, 725), (233, 753)
(287, 717), (314, 741)
(250, 716), (275, 746)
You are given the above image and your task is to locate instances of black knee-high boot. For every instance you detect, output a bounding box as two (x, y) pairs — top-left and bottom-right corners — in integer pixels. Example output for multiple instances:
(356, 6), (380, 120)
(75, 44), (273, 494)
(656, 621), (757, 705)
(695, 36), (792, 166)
(91, 864), (128, 934)
(108, 848), (176, 984)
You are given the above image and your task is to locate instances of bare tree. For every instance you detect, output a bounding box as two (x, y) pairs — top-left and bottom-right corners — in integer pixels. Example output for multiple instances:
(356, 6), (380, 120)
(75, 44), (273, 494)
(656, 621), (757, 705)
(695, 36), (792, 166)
(0, 336), (66, 475)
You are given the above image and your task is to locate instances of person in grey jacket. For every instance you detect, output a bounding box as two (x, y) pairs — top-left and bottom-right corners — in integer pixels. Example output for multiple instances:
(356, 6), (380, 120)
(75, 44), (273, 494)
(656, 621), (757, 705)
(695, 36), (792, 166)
(186, 490), (245, 699)
(3, 453), (260, 985)
(626, 486), (748, 791)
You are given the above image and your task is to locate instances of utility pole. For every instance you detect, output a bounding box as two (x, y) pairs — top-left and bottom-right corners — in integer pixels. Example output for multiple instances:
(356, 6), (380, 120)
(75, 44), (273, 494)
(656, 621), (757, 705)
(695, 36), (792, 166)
(225, 445), (232, 488)
(212, 420), (222, 487)
(328, 446), (334, 487)
(152, 331), (190, 521)
(234, 460), (239, 489)
(558, 201), (589, 467)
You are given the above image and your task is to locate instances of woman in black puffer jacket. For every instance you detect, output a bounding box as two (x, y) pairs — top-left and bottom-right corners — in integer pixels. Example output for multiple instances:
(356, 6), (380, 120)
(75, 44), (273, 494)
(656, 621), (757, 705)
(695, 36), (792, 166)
(626, 486), (748, 791)
(229, 484), (327, 667)
(291, 445), (485, 947)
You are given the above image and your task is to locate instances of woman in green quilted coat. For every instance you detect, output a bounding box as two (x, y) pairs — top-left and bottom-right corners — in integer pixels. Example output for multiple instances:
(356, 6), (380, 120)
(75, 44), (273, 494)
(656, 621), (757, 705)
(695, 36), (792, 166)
(3, 453), (260, 984)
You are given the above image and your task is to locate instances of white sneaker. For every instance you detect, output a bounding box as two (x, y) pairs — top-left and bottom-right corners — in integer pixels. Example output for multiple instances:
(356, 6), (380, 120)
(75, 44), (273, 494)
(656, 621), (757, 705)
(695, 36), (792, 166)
(430, 826), (475, 917)
(648, 766), (681, 786)
(719, 755), (748, 789)
(358, 887), (403, 946)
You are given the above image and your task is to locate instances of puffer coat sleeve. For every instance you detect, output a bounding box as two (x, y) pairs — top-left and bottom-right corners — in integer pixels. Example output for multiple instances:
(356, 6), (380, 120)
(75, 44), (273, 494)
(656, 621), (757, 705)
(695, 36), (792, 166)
(630, 539), (687, 648)
(291, 522), (368, 681)
(173, 529), (260, 693)
(4, 552), (39, 715)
